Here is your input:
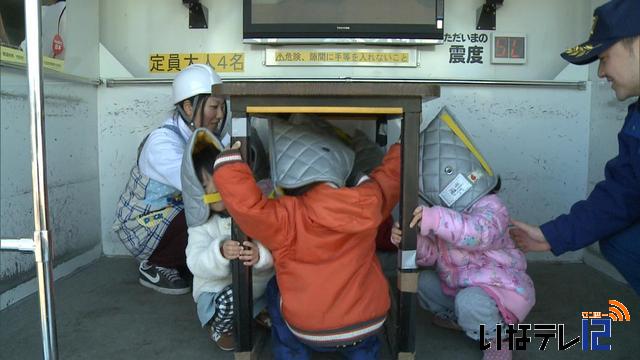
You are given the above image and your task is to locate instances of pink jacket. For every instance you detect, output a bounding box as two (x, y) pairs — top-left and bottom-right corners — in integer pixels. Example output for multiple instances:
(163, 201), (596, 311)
(417, 194), (535, 323)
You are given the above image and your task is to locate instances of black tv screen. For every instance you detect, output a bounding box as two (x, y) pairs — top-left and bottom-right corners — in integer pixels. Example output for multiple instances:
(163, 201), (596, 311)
(244, 0), (444, 44)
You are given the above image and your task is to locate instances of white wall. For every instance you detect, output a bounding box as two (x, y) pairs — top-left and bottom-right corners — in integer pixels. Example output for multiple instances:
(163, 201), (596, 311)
(0, 69), (101, 292)
(99, 0), (590, 80)
(98, 85), (175, 255)
(64, 0), (100, 78)
(99, 82), (590, 263)
(0, 0), (624, 302)
(97, 0), (597, 262)
(422, 84), (591, 262)
(0, 0), (100, 294)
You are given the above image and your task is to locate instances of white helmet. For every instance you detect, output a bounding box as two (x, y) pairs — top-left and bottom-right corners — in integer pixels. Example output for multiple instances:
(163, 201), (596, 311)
(172, 64), (222, 104)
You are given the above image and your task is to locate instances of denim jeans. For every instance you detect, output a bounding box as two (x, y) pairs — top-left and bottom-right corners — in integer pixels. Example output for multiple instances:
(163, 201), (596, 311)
(266, 278), (380, 360)
(417, 270), (507, 341)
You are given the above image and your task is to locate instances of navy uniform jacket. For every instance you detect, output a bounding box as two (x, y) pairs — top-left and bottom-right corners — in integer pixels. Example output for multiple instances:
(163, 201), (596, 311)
(541, 100), (640, 255)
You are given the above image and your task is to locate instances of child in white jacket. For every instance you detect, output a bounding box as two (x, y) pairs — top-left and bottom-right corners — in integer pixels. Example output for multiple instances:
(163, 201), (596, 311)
(182, 129), (274, 351)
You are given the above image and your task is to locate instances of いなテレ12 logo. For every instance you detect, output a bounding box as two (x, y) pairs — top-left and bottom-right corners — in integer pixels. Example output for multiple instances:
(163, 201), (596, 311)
(581, 299), (631, 351)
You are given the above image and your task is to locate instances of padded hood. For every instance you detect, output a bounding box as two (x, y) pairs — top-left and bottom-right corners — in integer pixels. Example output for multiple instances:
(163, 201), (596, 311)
(347, 129), (384, 185)
(269, 114), (355, 189)
(419, 107), (498, 212)
(181, 128), (224, 227)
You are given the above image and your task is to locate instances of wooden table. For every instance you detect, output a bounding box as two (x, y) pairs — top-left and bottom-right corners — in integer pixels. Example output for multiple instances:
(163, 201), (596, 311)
(214, 81), (439, 360)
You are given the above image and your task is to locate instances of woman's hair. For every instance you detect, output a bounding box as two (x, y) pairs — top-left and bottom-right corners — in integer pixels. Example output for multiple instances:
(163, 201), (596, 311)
(193, 144), (221, 185)
(173, 94), (209, 124)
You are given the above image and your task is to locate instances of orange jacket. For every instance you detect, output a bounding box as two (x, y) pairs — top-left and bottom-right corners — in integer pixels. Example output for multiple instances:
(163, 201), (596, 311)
(213, 144), (401, 346)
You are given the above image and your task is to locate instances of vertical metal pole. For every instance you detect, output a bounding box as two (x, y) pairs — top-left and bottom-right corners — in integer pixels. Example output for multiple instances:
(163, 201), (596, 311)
(230, 115), (254, 359)
(396, 110), (420, 360)
(24, 0), (58, 359)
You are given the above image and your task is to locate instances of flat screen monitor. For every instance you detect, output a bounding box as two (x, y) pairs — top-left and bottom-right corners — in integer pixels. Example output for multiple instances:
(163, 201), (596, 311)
(244, 0), (444, 45)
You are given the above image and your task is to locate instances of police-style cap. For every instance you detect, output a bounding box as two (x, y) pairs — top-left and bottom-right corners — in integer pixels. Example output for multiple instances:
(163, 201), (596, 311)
(561, 0), (640, 65)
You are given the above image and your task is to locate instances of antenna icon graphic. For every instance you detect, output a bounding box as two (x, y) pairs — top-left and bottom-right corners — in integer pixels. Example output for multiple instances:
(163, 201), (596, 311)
(606, 300), (631, 322)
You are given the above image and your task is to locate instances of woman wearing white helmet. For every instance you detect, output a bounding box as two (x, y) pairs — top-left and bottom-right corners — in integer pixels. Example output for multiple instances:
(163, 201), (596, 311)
(112, 64), (226, 295)
(172, 64), (227, 134)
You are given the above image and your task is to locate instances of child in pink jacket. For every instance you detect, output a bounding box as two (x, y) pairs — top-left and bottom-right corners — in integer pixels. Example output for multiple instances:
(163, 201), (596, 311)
(391, 181), (535, 360)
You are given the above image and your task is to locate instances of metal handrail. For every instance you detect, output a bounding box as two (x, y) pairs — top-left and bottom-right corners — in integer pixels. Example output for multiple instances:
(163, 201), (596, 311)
(1, 61), (101, 86)
(0, 238), (35, 252)
(105, 76), (586, 90)
(0, 1), (60, 359)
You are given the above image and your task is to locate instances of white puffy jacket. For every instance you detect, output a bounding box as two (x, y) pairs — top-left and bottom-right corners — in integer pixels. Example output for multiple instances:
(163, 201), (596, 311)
(186, 214), (274, 302)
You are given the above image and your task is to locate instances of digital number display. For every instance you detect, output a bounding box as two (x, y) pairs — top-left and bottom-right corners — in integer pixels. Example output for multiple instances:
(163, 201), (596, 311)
(492, 34), (526, 64)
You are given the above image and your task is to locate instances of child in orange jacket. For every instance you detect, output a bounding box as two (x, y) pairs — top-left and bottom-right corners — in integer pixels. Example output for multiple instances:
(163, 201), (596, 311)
(212, 120), (400, 359)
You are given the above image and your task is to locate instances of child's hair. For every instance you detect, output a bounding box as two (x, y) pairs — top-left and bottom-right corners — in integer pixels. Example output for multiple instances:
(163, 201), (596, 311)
(193, 144), (221, 185)
(489, 176), (502, 194)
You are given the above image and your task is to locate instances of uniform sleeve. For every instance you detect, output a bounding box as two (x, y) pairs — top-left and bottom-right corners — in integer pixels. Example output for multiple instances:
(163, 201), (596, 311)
(213, 160), (294, 251)
(541, 138), (640, 254)
(186, 223), (231, 280)
(542, 106), (640, 255)
(138, 129), (185, 190)
(421, 196), (510, 251)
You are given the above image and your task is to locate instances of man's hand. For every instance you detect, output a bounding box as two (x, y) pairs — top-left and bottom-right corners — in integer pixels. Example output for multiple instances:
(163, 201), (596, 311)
(510, 219), (551, 252)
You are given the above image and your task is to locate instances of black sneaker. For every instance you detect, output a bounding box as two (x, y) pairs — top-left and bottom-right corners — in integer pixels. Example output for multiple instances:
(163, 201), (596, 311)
(138, 260), (190, 295)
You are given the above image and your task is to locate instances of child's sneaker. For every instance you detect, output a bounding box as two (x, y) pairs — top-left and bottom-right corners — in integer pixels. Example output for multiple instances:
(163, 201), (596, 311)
(432, 314), (463, 331)
(210, 329), (235, 351)
(138, 260), (190, 295)
(483, 340), (512, 360)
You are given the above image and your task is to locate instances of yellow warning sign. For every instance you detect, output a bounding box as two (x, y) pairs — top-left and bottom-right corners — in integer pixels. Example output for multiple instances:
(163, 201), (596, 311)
(277, 51), (407, 63)
(265, 48), (416, 67)
(148, 53), (244, 73)
(1, 45), (65, 72)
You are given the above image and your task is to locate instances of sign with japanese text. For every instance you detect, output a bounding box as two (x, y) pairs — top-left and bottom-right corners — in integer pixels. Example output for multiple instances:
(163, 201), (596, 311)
(480, 299), (631, 352)
(264, 47), (416, 67)
(1, 45), (64, 72)
(148, 53), (244, 73)
(443, 32), (489, 65)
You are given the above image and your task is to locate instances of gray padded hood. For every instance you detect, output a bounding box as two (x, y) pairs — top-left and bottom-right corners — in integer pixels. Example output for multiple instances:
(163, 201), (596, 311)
(419, 107), (498, 212)
(350, 129), (384, 175)
(181, 128), (224, 227)
(346, 129), (384, 186)
(269, 114), (355, 189)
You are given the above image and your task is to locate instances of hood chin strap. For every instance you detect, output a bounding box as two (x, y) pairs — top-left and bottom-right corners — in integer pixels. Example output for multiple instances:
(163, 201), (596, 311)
(178, 96), (228, 136)
(177, 107), (196, 129)
(178, 95), (205, 130)
(203, 192), (222, 204)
